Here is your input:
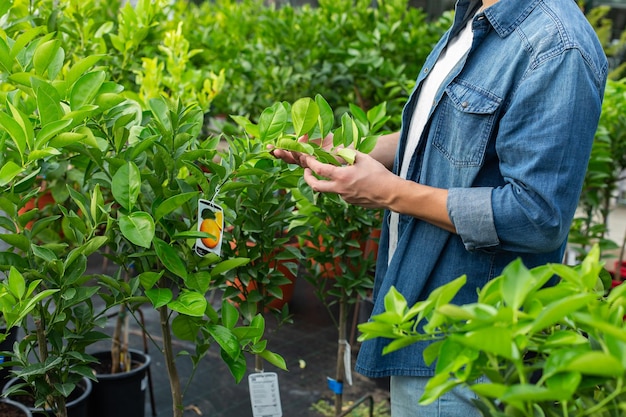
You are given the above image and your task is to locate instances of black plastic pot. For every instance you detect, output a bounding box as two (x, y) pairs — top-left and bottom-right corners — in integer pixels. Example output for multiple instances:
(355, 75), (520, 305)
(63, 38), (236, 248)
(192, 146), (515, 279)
(0, 326), (18, 390)
(0, 398), (33, 416)
(3, 376), (92, 417)
(88, 349), (151, 417)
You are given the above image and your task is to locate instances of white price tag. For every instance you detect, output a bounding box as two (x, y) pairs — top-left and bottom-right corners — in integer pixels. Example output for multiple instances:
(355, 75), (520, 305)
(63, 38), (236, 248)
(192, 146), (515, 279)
(249, 372), (282, 417)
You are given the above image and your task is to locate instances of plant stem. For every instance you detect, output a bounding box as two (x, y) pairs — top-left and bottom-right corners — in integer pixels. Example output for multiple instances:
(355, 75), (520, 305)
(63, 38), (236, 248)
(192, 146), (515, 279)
(583, 378), (624, 416)
(111, 303), (124, 374)
(334, 291), (347, 417)
(35, 316), (67, 417)
(159, 305), (183, 417)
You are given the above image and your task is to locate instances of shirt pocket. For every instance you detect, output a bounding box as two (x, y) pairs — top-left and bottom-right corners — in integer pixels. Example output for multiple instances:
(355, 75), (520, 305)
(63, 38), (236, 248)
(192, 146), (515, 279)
(432, 80), (502, 167)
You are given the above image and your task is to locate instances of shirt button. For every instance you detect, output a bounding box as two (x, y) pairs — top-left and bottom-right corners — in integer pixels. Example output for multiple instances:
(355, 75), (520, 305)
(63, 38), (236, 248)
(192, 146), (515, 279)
(461, 101), (469, 108)
(424, 67), (429, 73)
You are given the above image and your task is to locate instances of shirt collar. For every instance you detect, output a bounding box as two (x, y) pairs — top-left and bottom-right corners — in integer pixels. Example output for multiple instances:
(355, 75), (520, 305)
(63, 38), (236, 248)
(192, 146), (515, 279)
(455, 0), (542, 38)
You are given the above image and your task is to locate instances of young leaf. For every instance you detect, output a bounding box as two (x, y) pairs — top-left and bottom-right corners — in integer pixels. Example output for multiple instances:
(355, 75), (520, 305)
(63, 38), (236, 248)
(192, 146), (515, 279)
(291, 97), (319, 138)
(0, 161), (24, 186)
(112, 161), (141, 211)
(168, 291), (207, 317)
(0, 112), (26, 162)
(33, 39), (62, 78)
(258, 102), (288, 143)
(70, 71), (106, 110)
(258, 350), (288, 371)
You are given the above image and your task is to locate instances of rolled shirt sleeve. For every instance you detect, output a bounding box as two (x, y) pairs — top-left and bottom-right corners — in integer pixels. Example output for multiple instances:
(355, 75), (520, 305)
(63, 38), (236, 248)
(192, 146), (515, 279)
(447, 49), (605, 254)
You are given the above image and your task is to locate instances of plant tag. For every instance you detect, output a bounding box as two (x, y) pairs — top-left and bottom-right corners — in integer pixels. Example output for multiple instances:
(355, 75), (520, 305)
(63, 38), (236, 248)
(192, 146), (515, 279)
(248, 372), (282, 417)
(343, 340), (353, 386)
(195, 198), (224, 257)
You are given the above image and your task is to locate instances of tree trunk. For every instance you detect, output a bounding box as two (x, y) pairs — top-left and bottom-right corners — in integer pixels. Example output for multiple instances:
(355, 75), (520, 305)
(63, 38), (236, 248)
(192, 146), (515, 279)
(159, 306), (183, 417)
(334, 293), (347, 417)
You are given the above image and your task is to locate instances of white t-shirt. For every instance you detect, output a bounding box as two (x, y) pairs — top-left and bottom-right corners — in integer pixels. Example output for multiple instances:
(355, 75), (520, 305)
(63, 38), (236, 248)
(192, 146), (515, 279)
(388, 18), (475, 262)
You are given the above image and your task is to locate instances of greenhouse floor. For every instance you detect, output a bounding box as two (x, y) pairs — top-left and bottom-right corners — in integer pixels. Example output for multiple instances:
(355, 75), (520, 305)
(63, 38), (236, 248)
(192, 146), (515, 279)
(87, 257), (391, 417)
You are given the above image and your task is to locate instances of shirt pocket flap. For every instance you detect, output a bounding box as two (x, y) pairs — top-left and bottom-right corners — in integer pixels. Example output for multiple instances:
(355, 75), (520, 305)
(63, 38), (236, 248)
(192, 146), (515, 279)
(445, 81), (502, 114)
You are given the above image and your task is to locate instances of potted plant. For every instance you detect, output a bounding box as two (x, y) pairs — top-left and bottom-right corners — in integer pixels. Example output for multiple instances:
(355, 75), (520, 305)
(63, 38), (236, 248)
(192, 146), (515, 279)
(233, 95), (389, 415)
(0, 19), (136, 415)
(94, 95), (287, 417)
(358, 245), (626, 416)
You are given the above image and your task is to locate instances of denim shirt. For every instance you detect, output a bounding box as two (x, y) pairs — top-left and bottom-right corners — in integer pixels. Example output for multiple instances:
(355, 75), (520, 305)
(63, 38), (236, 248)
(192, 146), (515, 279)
(355, 0), (608, 378)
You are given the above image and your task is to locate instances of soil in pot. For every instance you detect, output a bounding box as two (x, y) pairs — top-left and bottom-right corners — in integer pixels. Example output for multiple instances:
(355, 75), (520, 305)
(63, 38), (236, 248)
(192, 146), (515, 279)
(0, 399), (32, 417)
(88, 349), (151, 417)
(3, 376), (92, 417)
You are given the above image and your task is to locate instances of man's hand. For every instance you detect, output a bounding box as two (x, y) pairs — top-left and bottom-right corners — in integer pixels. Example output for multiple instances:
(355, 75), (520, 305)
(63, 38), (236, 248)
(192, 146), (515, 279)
(299, 151), (396, 210)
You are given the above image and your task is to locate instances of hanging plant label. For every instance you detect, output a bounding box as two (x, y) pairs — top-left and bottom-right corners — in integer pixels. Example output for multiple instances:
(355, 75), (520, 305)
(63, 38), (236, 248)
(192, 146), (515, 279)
(249, 372), (283, 417)
(195, 198), (224, 257)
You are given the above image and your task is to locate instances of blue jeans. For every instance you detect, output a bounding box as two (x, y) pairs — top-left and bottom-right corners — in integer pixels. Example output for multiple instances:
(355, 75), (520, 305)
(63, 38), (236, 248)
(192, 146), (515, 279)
(390, 376), (482, 417)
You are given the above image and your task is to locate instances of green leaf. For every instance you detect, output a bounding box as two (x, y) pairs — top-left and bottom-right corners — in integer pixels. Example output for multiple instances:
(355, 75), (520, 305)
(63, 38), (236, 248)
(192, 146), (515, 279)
(315, 94), (334, 138)
(7, 266), (26, 299)
(258, 102), (288, 143)
(383, 286), (407, 317)
(527, 293), (596, 334)
(357, 135), (378, 154)
(8, 102), (34, 152)
(185, 271), (212, 294)
(48, 132), (87, 148)
(335, 148), (356, 165)
(148, 98), (172, 137)
(65, 55), (105, 90)
(33, 39), (62, 78)
(450, 327), (519, 360)
(501, 384), (569, 403)
(168, 291), (207, 317)
(221, 350), (247, 383)
(154, 191), (198, 222)
(0, 111), (26, 161)
(545, 372), (581, 398)
(0, 161), (24, 186)
(171, 314), (200, 341)
(138, 271), (164, 290)
(208, 324), (241, 360)
(211, 257), (250, 277)
(0, 37), (13, 73)
(119, 212), (155, 249)
(112, 161), (141, 211)
(34, 80), (64, 127)
(0, 233), (30, 253)
(564, 351), (624, 377)
(54, 383), (75, 398)
(258, 350), (287, 371)
(153, 237), (187, 279)
(27, 147), (61, 161)
(501, 259), (535, 310)
(31, 244), (58, 263)
(70, 71), (106, 110)
(221, 301), (239, 329)
(145, 288), (173, 308)
(291, 97), (319, 138)
(35, 119), (73, 147)
(79, 236), (108, 257)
